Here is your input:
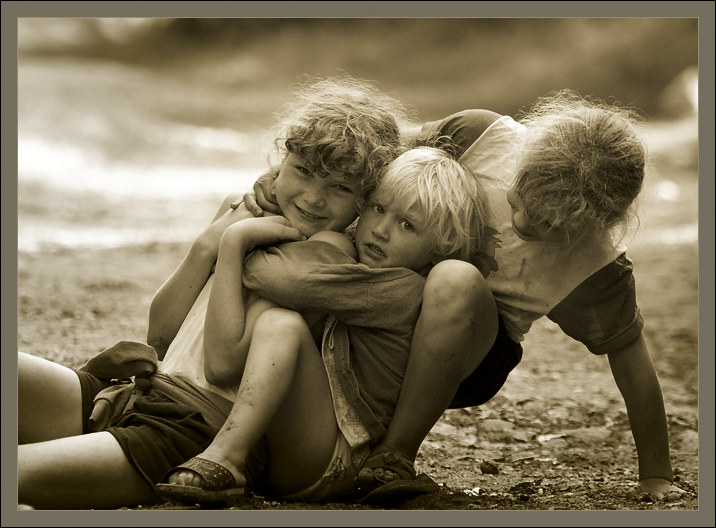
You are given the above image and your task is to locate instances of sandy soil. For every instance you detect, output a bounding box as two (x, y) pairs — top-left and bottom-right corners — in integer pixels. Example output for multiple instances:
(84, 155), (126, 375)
(15, 128), (701, 513)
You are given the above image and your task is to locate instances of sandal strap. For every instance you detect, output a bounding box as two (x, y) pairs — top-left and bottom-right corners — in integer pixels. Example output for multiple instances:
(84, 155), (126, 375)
(363, 450), (416, 480)
(161, 456), (236, 491)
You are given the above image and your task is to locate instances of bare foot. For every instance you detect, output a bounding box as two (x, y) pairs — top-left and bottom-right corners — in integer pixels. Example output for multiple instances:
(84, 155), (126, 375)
(626, 478), (687, 501)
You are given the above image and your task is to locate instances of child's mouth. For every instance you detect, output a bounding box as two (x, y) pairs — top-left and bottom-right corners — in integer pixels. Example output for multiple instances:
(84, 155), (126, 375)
(295, 204), (322, 220)
(365, 243), (385, 258)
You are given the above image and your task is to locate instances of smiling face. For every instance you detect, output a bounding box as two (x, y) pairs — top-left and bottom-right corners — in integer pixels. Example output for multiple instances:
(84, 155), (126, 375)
(506, 188), (564, 244)
(354, 185), (437, 271)
(272, 153), (362, 237)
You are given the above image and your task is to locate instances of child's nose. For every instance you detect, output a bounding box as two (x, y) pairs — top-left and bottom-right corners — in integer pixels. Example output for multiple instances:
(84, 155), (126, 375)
(372, 219), (391, 241)
(304, 184), (326, 207)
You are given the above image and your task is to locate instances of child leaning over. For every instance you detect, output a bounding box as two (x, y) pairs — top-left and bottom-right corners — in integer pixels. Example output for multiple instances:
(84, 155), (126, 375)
(156, 146), (496, 505)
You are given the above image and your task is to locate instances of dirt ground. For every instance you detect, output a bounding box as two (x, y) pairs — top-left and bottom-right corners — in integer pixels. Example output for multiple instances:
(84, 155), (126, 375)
(15, 117), (702, 515)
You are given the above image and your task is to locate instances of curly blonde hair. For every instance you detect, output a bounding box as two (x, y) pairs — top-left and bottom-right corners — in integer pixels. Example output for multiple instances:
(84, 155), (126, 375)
(514, 89), (646, 243)
(376, 147), (490, 263)
(268, 76), (414, 199)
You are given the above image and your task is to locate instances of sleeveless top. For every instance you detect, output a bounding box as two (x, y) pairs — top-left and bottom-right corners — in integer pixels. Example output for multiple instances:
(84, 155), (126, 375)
(159, 274), (240, 402)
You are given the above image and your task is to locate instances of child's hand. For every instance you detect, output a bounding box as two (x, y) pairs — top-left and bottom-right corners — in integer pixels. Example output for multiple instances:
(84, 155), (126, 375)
(626, 477), (687, 501)
(244, 173), (282, 217)
(220, 216), (305, 254)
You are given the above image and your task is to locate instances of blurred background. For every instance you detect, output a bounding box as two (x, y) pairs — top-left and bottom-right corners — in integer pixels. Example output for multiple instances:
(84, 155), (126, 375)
(9, 16), (705, 508)
(17, 17), (699, 252)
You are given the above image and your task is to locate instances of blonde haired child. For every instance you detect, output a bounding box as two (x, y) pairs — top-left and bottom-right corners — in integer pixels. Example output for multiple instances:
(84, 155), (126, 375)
(156, 146), (496, 504)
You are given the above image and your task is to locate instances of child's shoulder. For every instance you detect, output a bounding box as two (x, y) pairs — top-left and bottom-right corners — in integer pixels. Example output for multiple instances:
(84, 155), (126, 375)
(419, 109), (503, 154)
(307, 231), (358, 260)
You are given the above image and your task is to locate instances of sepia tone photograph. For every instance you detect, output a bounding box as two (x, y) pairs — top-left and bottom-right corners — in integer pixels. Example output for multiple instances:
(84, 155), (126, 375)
(4, 2), (713, 526)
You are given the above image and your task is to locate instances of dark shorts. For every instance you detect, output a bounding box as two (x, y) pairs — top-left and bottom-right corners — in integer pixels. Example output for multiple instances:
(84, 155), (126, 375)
(448, 316), (523, 409)
(75, 370), (267, 490)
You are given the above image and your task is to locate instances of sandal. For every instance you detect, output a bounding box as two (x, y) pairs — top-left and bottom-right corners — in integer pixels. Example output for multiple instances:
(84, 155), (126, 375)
(353, 450), (440, 505)
(155, 456), (246, 505)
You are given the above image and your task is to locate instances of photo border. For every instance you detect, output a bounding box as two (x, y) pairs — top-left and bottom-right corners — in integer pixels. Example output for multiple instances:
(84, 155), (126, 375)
(3, 2), (713, 526)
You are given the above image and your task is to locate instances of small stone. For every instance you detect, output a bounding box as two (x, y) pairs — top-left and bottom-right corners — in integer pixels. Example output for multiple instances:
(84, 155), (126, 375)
(480, 460), (500, 475)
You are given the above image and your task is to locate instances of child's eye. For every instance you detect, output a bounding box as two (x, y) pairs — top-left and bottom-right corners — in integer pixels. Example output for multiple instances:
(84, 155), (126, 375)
(297, 166), (311, 175)
(334, 184), (354, 194)
(399, 220), (414, 232)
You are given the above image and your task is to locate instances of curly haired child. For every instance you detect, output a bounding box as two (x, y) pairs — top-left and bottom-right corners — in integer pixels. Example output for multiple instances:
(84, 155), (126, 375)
(18, 75), (411, 509)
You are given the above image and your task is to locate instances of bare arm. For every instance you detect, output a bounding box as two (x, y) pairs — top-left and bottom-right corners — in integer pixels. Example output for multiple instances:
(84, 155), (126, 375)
(607, 332), (684, 497)
(399, 123), (424, 147)
(146, 193), (250, 358)
(203, 217), (305, 385)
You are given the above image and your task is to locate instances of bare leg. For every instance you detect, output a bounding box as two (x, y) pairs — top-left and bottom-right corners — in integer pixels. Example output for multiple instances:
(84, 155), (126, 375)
(18, 352), (85, 444)
(18, 431), (157, 509)
(168, 308), (339, 496)
(360, 260), (498, 482)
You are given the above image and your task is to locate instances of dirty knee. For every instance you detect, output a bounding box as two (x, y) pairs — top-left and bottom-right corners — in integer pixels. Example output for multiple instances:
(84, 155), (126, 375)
(425, 260), (489, 305)
(254, 308), (310, 336)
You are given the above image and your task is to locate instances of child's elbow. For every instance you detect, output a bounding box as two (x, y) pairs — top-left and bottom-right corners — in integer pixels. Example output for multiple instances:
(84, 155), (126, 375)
(146, 333), (169, 360)
(204, 364), (226, 386)
(204, 361), (236, 386)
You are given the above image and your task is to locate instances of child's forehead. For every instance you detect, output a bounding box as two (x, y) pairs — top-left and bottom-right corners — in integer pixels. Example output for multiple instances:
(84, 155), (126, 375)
(328, 170), (360, 182)
(292, 153), (360, 181)
(324, 171), (363, 190)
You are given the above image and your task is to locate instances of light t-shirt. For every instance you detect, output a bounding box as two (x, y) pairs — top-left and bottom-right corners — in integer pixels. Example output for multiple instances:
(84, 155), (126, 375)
(420, 111), (643, 354)
(159, 274), (240, 402)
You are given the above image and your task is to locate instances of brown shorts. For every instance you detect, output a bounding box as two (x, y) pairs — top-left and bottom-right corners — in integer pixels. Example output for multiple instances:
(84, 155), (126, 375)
(75, 370), (267, 490)
(448, 316), (523, 408)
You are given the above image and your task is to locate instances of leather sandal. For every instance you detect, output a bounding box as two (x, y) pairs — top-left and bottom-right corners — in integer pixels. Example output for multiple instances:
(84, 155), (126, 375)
(354, 451), (440, 505)
(155, 456), (246, 505)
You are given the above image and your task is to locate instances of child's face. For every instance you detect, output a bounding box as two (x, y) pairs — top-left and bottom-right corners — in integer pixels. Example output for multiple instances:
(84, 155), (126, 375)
(506, 188), (564, 244)
(273, 153), (362, 237)
(354, 185), (437, 271)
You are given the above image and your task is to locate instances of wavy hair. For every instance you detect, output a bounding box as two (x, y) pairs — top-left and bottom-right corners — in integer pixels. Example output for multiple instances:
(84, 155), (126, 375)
(514, 89), (646, 243)
(268, 76), (414, 199)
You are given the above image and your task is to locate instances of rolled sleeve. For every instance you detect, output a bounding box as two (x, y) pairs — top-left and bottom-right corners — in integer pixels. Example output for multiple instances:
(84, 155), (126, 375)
(243, 241), (425, 329)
